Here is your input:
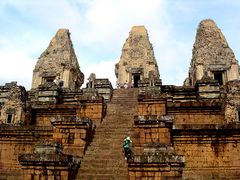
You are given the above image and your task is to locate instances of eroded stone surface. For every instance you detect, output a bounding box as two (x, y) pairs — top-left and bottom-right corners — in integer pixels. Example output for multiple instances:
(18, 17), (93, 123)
(19, 141), (80, 180)
(0, 82), (29, 125)
(115, 26), (160, 88)
(187, 19), (239, 86)
(224, 80), (240, 123)
(1, 19), (240, 180)
(32, 29), (84, 91)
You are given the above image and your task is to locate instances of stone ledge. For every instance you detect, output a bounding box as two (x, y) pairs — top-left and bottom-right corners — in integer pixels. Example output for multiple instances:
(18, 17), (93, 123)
(173, 122), (240, 130)
(130, 144), (185, 165)
(134, 115), (173, 126)
(19, 142), (81, 169)
(51, 116), (93, 126)
(0, 125), (53, 138)
(131, 155), (185, 164)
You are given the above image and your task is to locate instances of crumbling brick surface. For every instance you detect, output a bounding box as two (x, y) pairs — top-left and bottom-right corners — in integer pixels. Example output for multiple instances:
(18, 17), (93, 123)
(115, 26), (160, 87)
(1, 19), (240, 180)
(187, 19), (239, 86)
(32, 29), (84, 91)
(173, 127), (240, 179)
(0, 82), (28, 125)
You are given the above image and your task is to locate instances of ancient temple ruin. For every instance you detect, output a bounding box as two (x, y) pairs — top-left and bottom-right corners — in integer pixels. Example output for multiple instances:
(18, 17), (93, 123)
(185, 19), (239, 86)
(32, 29), (84, 91)
(115, 26), (160, 88)
(0, 19), (240, 179)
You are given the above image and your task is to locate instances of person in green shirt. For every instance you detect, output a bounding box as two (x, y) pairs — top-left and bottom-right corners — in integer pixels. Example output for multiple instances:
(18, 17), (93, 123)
(123, 136), (132, 160)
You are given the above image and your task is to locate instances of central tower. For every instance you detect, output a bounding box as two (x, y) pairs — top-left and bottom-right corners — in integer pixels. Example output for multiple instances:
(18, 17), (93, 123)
(115, 26), (160, 88)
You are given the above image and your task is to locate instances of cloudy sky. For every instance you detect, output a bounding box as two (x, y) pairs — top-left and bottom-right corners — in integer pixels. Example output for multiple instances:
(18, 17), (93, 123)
(1, 0), (240, 90)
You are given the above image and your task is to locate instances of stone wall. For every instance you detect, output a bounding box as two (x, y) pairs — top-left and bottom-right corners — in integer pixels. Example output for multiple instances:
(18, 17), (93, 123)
(173, 125), (240, 179)
(128, 115), (184, 179)
(138, 99), (166, 116)
(19, 142), (80, 180)
(133, 115), (172, 146)
(76, 100), (104, 126)
(224, 80), (240, 123)
(30, 91), (105, 127)
(51, 116), (94, 156)
(0, 117), (94, 178)
(167, 101), (225, 124)
(131, 84), (240, 179)
(0, 126), (52, 178)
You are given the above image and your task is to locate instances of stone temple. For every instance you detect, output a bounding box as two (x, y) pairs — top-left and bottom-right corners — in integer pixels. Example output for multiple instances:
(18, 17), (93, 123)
(0, 19), (240, 179)
(115, 26), (160, 88)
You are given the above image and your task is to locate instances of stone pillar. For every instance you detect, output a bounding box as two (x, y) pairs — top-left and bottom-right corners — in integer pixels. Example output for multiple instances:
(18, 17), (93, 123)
(196, 65), (204, 81)
(228, 63), (239, 81)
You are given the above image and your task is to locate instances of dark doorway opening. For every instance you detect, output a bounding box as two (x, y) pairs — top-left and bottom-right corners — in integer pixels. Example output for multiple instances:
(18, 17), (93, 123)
(133, 75), (140, 88)
(45, 77), (55, 83)
(213, 72), (223, 85)
(7, 114), (12, 124)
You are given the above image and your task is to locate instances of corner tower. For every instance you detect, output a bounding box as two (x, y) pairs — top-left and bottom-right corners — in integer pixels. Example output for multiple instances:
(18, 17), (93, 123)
(31, 29), (84, 91)
(115, 26), (160, 87)
(187, 19), (239, 86)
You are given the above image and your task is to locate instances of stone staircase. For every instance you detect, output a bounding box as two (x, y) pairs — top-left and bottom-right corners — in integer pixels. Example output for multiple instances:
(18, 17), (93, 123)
(76, 88), (138, 180)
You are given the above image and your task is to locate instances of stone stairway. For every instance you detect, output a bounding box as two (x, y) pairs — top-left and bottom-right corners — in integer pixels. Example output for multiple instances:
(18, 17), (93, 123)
(76, 88), (138, 180)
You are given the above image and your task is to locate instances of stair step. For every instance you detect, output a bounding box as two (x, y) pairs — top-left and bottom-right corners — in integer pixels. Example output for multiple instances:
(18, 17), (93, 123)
(76, 89), (138, 179)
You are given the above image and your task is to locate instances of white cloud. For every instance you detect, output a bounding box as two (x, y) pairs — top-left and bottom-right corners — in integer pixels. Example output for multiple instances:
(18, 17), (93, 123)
(0, 49), (35, 90)
(1, 0), (82, 28)
(1, 0), (239, 89)
(0, 0), (190, 88)
(79, 0), (167, 49)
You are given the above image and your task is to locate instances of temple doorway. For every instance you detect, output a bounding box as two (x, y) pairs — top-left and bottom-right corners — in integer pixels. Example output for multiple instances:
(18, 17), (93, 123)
(213, 71), (223, 85)
(133, 75), (140, 88)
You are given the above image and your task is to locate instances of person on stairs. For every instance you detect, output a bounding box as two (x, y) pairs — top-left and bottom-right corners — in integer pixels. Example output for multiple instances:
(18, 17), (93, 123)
(123, 136), (132, 160)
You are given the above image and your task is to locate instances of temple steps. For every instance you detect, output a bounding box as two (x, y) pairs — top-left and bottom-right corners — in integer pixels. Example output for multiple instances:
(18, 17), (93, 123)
(76, 88), (138, 179)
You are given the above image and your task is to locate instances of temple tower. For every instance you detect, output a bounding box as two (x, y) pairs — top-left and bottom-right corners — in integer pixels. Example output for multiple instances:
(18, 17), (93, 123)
(186, 19), (239, 86)
(31, 29), (84, 91)
(115, 26), (160, 88)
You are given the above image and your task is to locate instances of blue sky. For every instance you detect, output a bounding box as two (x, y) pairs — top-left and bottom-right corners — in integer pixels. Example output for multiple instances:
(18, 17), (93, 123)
(1, 0), (240, 90)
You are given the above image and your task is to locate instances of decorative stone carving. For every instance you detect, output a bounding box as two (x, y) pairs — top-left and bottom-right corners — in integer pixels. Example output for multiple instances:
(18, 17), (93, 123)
(87, 73), (96, 88)
(0, 82), (28, 125)
(187, 19), (239, 86)
(32, 29), (84, 91)
(115, 26), (160, 88)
